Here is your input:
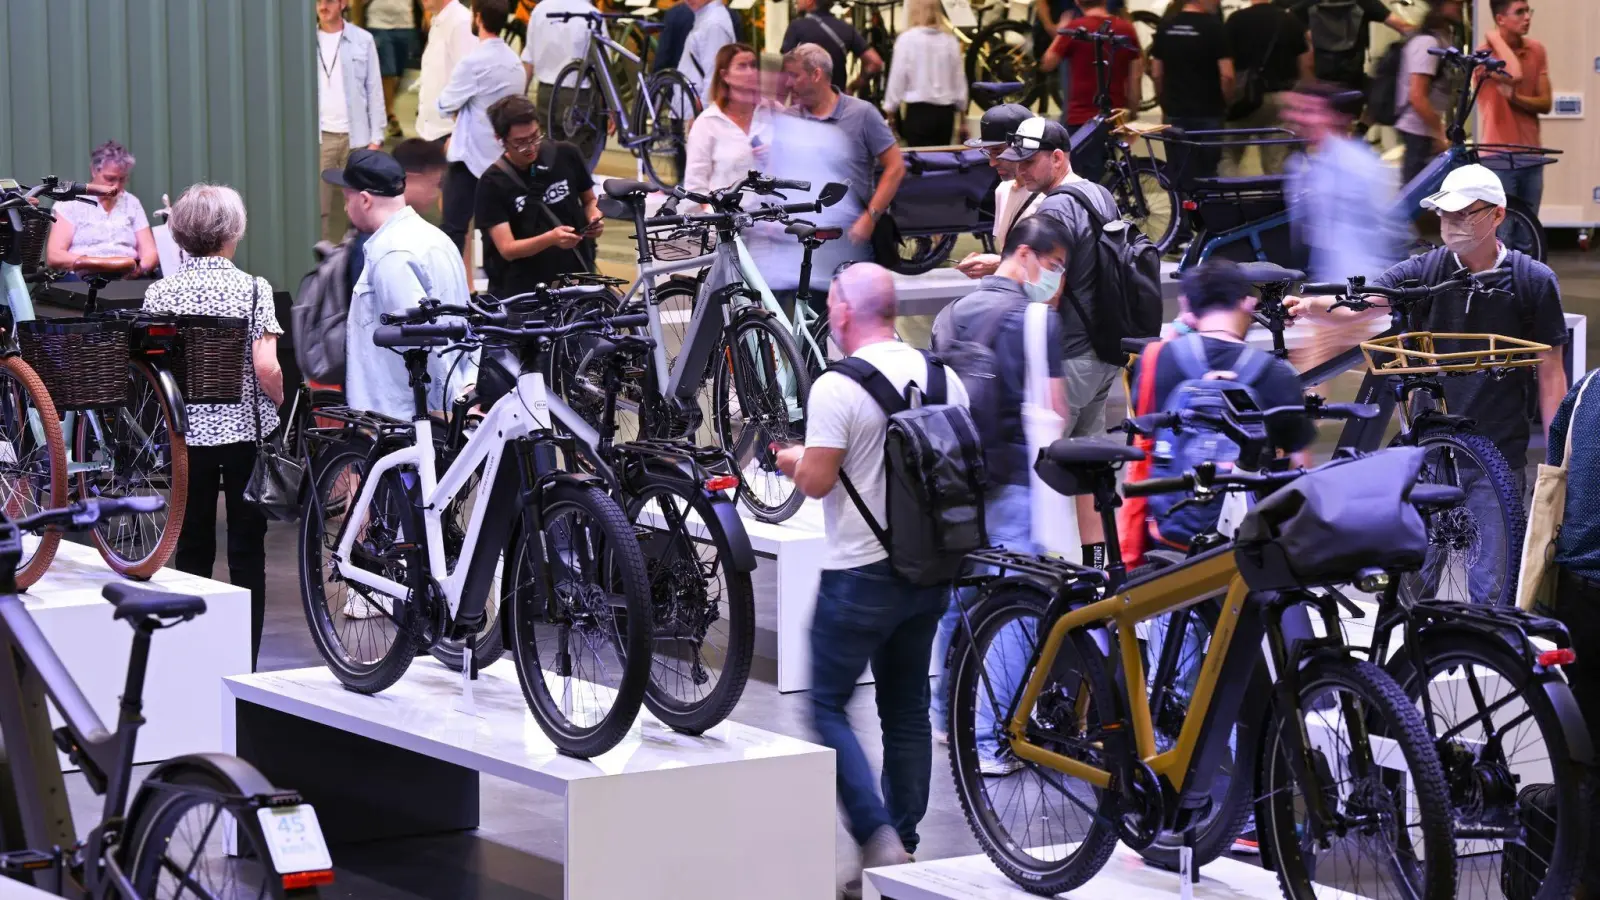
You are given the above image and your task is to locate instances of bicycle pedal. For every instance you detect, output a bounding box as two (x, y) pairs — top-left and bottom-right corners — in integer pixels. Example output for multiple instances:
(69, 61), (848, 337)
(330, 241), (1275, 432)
(0, 849), (58, 874)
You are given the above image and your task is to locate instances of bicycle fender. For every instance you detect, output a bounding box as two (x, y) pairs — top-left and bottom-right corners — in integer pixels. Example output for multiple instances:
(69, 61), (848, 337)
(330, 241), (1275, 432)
(532, 471), (607, 505)
(625, 456), (757, 574)
(1409, 411), (1476, 433)
(729, 303), (777, 326)
(153, 365), (188, 434)
(1542, 676), (1596, 765)
(122, 753), (287, 843)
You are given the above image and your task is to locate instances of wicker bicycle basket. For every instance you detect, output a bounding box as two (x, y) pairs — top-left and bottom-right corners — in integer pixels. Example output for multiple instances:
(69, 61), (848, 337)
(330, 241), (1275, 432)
(1359, 332), (1551, 376)
(18, 318), (131, 409)
(172, 315), (248, 405)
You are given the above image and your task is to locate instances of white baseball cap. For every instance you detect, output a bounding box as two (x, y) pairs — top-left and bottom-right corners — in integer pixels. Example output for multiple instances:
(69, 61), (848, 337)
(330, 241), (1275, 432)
(1420, 163), (1507, 213)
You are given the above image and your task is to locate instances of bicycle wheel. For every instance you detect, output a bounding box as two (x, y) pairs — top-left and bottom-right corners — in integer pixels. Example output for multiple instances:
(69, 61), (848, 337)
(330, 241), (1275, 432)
(549, 61), (608, 172)
(712, 313), (811, 524)
(947, 585), (1121, 895)
(965, 21), (1046, 110)
(1129, 11), (1162, 113)
(1387, 632), (1590, 900)
(882, 232), (959, 276)
(504, 480), (653, 758)
(429, 470), (506, 673)
(74, 361), (186, 579)
(1500, 197), (1547, 262)
(1258, 657), (1457, 900)
(612, 21), (651, 113)
(0, 356), (66, 589)
(1396, 427), (1524, 607)
(298, 438), (421, 694)
(628, 481), (754, 734)
(1136, 602), (1259, 871)
(1104, 157), (1182, 255)
(124, 766), (317, 899)
(635, 69), (701, 190)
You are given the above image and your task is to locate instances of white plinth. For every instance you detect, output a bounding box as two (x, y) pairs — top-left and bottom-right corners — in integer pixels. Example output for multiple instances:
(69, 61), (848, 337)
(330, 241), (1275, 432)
(27, 540), (251, 766)
(222, 659), (835, 900)
(864, 844), (1295, 900)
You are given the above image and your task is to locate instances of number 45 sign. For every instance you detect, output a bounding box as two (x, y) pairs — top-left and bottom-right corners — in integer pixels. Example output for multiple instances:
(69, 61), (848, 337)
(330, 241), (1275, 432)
(256, 805), (334, 876)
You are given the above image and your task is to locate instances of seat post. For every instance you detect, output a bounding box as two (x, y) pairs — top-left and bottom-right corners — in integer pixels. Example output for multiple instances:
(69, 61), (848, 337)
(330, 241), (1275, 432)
(404, 349), (432, 420)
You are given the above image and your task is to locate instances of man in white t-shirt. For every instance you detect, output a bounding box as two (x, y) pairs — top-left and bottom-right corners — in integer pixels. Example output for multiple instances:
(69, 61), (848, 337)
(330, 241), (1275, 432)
(415, 0), (480, 145)
(521, 0), (599, 135)
(775, 263), (968, 899)
(316, 0), (386, 242)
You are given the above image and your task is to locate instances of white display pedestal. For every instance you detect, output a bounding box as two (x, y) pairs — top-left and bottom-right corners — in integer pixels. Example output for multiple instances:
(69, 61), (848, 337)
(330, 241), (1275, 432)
(222, 659), (835, 900)
(27, 540), (251, 766)
(863, 844), (1298, 900)
(0, 876), (59, 898)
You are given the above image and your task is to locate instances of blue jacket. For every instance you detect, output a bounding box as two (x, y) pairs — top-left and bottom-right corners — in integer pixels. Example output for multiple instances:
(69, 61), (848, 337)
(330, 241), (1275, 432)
(319, 23), (387, 149)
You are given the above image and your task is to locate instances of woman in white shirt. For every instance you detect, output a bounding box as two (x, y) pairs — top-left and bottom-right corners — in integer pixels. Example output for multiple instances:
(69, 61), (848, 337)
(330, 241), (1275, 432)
(45, 141), (159, 277)
(882, 0), (968, 146)
(683, 43), (771, 202)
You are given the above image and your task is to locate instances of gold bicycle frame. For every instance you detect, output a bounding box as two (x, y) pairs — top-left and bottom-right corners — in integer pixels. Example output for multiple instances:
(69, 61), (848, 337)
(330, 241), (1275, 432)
(1004, 550), (1253, 793)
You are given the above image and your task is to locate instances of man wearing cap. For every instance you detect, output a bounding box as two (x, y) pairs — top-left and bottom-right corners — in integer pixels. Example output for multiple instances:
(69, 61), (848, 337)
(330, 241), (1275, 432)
(325, 149), (477, 420)
(955, 102), (1036, 279)
(1006, 115), (1125, 570)
(1288, 162), (1568, 519)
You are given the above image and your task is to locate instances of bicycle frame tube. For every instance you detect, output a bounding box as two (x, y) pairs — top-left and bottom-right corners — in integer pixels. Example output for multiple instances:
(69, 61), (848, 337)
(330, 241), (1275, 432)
(621, 248), (719, 384)
(2, 262), (34, 322)
(731, 234), (817, 361)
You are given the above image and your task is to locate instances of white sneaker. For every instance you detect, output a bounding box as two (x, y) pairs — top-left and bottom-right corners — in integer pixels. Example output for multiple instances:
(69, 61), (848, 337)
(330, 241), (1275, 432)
(341, 594), (391, 620)
(980, 755), (1026, 777)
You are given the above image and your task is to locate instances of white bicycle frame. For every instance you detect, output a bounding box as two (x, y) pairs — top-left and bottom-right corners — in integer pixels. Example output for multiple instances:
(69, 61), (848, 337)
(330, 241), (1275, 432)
(331, 368), (600, 618)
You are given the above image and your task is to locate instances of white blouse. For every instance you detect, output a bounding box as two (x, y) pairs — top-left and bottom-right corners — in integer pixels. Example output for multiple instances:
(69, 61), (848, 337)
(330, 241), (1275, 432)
(683, 104), (775, 200)
(882, 27), (968, 112)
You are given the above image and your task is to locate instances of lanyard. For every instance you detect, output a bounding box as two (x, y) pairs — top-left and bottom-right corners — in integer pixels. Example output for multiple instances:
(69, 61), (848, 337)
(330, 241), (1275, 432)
(318, 33), (342, 86)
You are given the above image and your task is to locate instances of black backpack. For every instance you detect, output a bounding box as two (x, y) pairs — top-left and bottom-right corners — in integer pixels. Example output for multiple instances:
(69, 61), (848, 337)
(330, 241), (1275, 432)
(829, 353), (989, 587)
(1049, 183), (1164, 365)
(929, 301), (1011, 450)
(1306, 0), (1368, 84)
(1368, 33), (1423, 126)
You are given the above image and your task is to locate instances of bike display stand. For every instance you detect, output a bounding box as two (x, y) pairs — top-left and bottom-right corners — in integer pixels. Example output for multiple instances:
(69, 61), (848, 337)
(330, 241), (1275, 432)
(861, 844), (1321, 900)
(222, 659), (835, 900)
(26, 540), (251, 766)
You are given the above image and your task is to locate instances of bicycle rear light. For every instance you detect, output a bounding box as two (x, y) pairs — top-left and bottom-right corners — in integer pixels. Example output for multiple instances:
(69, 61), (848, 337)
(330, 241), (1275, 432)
(1537, 648), (1576, 668)
(282, 870), (335, 891)
(704, 475), (739, 493)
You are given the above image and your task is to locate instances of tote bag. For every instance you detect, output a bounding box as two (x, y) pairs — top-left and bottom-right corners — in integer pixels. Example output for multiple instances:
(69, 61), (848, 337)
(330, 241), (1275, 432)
(1518, 371), (1597, 611)
(1023, 300), (1079, 555)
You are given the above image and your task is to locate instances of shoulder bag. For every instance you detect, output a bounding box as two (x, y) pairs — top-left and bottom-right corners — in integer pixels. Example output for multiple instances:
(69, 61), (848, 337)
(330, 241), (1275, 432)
(1023, 300), (1078, 555)
(243, 281), (307, 521)
(492, 157), (597, 274)
(1518, 371), (1596, 611)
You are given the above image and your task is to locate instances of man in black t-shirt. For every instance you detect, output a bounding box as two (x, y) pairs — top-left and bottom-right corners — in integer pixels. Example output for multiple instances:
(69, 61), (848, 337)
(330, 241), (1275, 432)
(1223, 0), (1310, 173)
(473, 95), (601, 300)
(1151, 0), (1234, 177)
(1280, 0), (1412, 108)
(780, 0), (882, 93)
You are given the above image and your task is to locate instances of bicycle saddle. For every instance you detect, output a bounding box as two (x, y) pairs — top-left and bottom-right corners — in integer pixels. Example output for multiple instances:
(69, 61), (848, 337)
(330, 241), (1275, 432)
(971, 81), (1026, 97)
(1121, 336), (1160, 357)
(1043, 439), (1146, 466)
(603, 179), (656, 200)
(785, 221), (843, 242)
(73, 255), (137, 276)
(1035, 439), (1145, 498)
(102, 583), (207, 623)
(1236, 262), (1304, 285)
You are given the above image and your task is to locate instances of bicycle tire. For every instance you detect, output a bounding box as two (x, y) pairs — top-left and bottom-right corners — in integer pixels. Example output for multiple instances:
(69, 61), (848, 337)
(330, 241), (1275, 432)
(1501, 197), (1547, 262)
(298, 438), (420, 694)
(1104, 157), (1182, 255)
(964, 21), (1047, 110)
(947, 585), (1121, 895)
(0, 355), (67, 589)
(882, 232), (958, 276)
(1129, 11), (1162, 113)
(635, 69), (701, 190)
(1396, 426), (1524, 607)
(1258, 657), (1457, 900)
(124, 765), (314, 899)
(549, 61), (608, 172)
(75, 361), (186, 580)
(505, 481), (653, 758)
(627, 482), (754, 734)
(1386, 631), (1590, 900)
(712, 313), (811, 524)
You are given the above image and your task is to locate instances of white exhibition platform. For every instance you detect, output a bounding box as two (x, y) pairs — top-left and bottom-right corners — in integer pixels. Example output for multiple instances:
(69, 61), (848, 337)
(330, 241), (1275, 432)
(26, 539), (250, 766)
(864, 844), (1290, 900)
(222, 658), (834, 900)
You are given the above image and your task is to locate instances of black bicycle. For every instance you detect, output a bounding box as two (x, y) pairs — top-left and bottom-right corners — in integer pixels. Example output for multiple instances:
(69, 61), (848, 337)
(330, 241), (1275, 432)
(0, 496), (331, 898)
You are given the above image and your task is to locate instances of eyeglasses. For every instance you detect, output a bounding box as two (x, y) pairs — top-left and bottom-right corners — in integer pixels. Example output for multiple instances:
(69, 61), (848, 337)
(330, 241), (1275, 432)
(505, 134), (541, 152)
(1439, 204), (1497, 223)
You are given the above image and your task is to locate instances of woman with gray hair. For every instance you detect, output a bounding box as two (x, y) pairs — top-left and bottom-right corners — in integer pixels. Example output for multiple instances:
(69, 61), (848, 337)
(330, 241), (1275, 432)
(45, 140), (160, 276)
(143, 183), (285, 669)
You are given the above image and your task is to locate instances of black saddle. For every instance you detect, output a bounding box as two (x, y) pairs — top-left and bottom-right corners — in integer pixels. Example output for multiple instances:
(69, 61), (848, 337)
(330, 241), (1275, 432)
(1121, 336), (1160, 357)
(1035, 439), (1146, 498)
(1236, 262), (1304, 285)
(785, 220), (843, 243)
(603, 179), (656, 201)
(103, 583), (207, 624)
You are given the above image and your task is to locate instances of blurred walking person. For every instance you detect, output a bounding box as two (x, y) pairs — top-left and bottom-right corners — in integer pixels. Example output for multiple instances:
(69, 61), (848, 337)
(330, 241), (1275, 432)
(882, 0), (967, 146)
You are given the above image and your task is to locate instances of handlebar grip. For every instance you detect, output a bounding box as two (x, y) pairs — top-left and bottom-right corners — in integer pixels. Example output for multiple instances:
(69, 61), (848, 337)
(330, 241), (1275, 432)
(646, 215), (686, 228)
(1122, 475), (1193, 498)
(606, 314), (650, 329)
(1300, 282), (1347, 296)
(373, 323), (466, 348)
(77, 181), (110, 197)
(1426, 47), (1449, 57)
(772, 178), (811, 192)
(551, 284), (610, 301)
(780, 201), (822, 215)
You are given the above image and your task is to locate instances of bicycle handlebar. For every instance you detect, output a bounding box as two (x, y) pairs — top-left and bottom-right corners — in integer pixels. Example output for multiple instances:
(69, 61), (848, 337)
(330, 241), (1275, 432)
(1427, 46), (1508, 74)
(1123, 467), (1309, 499)
(13, 496), (165, 533)
(1062, 25), (1138, 50)
(374, 312), (650, 349)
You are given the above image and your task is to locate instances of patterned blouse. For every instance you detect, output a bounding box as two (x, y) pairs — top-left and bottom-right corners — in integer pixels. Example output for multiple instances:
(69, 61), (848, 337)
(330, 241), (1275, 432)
(53, 191), (150, 260)
(143, 257), (283, 446)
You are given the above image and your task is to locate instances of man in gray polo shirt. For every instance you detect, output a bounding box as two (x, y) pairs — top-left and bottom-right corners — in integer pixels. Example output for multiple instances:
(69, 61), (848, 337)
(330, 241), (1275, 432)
(1002, 116), (1123, 567)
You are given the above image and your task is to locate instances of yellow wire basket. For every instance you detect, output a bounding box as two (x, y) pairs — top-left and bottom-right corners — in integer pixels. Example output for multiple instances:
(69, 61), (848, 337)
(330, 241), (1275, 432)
(1359, 332), (1551, 375)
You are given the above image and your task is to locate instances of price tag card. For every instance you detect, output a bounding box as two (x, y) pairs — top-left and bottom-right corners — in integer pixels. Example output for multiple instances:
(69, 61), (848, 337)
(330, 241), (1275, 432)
(256, 805), (333, 875)
(730, 0), (758, 10)
(943, 0), (978, 29)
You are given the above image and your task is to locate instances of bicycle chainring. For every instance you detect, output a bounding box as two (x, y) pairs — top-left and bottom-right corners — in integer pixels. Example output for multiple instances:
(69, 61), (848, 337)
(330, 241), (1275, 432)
(1116, 759), (1166, 850)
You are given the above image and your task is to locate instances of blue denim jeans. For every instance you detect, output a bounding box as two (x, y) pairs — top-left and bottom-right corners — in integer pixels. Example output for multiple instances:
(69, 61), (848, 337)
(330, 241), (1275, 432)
(931, 483), (1035, 762)
(1496, 165), (1545, 256)
(810, 560), (948, 852)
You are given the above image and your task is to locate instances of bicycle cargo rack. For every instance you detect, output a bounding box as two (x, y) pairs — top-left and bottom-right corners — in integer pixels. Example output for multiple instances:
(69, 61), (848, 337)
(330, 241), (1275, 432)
(1359, 332), (1550, 376)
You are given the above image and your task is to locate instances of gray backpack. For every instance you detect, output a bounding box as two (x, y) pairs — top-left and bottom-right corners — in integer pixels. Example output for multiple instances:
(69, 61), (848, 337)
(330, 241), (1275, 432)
(292, 237), (353, 383)
(930, 303), (1011, 451)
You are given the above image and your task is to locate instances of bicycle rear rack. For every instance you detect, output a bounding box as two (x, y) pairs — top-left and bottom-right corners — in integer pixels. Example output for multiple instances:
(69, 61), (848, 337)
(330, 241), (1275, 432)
(964, 548), (1107, 592)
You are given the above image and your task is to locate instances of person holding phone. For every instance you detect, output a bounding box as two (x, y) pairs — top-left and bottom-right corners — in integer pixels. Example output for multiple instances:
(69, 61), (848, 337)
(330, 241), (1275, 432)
(473, 94), (602, 299)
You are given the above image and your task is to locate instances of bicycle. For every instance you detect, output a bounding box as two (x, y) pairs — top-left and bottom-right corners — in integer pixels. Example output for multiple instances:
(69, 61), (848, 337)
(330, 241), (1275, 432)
(298, 294), (657, 759)
(1, 177), (191, 581)
(544, 10), (701, 189)
(0, 496), (332, 899)
(946, 436), (1458, 897)
(556, 172), (847, 523)
(1179, 46), (1556, 270)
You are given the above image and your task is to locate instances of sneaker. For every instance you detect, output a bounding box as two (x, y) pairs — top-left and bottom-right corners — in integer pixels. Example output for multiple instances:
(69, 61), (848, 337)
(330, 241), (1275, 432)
(979, 755), (1026, 777)
(844, 826), (911, 900)
(386, 117), (404, 140)
(932, 728), (948, 745)
(1231, 831), (1260, 855)
(341, 594), (391, 620)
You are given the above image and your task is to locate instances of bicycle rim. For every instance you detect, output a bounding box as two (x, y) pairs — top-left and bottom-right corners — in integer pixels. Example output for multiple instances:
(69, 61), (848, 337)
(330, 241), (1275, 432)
(0, 357), (66, 588)
(637, 72), (698, 190)
(1113, 162), (1178, 254)
(126, 772), (279, 899)
(948, 590), (1120, 894)
(551, 63), (607, 170)
(1398, 430), (1522, 606)
(713, 316), (809, 523)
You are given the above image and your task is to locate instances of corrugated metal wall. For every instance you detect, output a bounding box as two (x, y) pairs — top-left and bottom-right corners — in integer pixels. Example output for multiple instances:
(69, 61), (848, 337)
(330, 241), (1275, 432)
(0, 0), (318, 293)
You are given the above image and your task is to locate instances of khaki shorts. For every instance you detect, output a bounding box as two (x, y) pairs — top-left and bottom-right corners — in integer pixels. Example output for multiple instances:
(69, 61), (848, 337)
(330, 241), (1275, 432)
(1063, 354), (1123, 438)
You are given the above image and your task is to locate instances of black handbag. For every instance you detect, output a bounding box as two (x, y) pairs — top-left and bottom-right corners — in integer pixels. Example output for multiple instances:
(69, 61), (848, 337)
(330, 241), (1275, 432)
(1227, 22), (1282, 121)
(242, 283), (306, 521)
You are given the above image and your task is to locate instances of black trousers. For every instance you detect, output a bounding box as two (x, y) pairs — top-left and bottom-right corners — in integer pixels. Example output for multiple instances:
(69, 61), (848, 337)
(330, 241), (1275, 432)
(1399, 130), (1436, 190)
(442, 161), (478, 252)
(899, 103), (958, 147)
(174, 441), (268, 669)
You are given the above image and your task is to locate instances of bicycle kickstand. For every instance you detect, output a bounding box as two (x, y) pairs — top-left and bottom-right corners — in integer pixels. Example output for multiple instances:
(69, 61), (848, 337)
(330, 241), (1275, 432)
(1178, 826), (1199, 898)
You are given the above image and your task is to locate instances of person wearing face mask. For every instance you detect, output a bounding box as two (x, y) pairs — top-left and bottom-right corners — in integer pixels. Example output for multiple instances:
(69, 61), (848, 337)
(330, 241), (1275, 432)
(953, 102), (1037, 280)
(1287, 163), (1569, 493)
(927, 215), (1073, 765)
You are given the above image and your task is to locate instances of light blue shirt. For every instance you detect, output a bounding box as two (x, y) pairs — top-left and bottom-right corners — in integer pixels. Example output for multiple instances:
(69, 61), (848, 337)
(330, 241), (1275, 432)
(348, 207), (478, 419)
(438, 37), (527, 177)
(1285, 136), (1406, 284)
(320, 23), (387, 149)
(681, 1), (737, 102)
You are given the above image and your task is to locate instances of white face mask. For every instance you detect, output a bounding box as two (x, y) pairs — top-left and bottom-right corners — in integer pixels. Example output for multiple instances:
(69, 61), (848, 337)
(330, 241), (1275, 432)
(1441, 208), (1499, 257)
(1025, 263), (1063, 303)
